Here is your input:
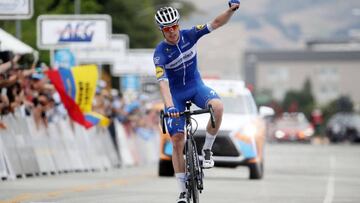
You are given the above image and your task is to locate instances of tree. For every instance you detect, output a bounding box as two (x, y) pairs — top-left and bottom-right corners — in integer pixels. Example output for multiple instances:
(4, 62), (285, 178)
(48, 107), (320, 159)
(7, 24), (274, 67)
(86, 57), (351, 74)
(0, 0), (195, 63)
(101, 0), (195, 48)
(336, 96), (354, 113)
(321, 95), (354, 125)
(102, 0), (159, 48)
(282, 78), (315, 119)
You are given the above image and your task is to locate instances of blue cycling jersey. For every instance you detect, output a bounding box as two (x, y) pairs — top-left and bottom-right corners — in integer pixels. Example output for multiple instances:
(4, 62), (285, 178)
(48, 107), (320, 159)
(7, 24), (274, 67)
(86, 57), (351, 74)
(153, 23), (213, 92)
(153, 23), (221, 136)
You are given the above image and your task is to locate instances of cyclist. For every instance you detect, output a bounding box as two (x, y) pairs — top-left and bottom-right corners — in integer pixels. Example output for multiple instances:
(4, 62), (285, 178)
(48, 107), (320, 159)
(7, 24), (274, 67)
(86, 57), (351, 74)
(153, 1), (240, 202)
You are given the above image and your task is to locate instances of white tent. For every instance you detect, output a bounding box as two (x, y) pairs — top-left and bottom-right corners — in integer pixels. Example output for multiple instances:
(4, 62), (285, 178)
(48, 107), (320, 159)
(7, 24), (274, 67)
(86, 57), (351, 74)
(0, 28), (34, 54)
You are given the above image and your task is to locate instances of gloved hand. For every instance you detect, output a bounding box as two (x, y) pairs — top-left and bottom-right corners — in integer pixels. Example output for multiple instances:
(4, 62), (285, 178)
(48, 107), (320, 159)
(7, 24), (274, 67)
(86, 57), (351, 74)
(228, 0), (240, 11)
(166, 106), (180, 118)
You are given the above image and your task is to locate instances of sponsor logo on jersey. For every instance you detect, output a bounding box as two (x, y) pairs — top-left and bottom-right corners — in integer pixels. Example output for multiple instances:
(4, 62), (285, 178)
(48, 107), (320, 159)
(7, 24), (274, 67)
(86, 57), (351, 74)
(154, 57), (160, 64)
(156, 66), (164, 79)
(196, 24), (206, 31)
(165, 47), (172, 53)
(181, 42), (190, 49)
(165, 46), (197, 70)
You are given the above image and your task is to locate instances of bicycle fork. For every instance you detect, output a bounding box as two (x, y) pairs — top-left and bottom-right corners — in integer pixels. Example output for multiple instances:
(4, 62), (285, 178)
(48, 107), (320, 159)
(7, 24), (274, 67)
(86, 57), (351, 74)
(186, 137), (204, 192)
(192, 139), (204, 192)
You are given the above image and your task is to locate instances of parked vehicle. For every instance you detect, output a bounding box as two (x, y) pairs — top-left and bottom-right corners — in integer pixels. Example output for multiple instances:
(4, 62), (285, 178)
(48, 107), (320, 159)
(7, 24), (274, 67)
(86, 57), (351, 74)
(158, 79), (273, 179)
(269, 112), (314, 142)
(326, 112), (360, 143)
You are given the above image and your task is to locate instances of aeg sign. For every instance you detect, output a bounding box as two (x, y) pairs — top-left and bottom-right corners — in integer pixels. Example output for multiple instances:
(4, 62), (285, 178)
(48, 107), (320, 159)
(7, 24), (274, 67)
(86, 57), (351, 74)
(37, 15), (111, 49)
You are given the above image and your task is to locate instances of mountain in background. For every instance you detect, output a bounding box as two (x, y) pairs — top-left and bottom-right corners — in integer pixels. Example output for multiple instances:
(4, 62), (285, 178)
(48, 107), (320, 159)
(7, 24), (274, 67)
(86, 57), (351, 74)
(179, 0), (360, 79)
(182, 0), (360, 49)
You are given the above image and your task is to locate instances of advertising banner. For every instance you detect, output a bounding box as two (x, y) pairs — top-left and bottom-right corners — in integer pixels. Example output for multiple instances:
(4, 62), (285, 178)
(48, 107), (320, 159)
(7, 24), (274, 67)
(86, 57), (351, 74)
(46, 65), (110, 128)
(0, 0), (33, 19)
(53, 48), (76, 69)
(37, 15), (111, 49)
(74, 34), (128, 65)
(112, 49), (155, 76)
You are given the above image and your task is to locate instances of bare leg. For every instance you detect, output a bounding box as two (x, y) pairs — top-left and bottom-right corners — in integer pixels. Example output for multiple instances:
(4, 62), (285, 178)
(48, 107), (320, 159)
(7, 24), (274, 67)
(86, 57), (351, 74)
(171, 133), (187, 193)
(202, 99), (224, 168)
(206, 99), (224, 136)
(171, 133), (186, 173)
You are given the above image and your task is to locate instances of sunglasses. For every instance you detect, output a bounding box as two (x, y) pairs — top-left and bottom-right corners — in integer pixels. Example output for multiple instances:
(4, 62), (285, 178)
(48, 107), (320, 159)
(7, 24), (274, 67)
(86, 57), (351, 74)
(162, 24), (179, 32)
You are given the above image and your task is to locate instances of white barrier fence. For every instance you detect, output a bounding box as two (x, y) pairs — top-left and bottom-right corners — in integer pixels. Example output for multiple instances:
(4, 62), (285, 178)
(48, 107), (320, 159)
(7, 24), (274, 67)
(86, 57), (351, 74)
(0, 115), (159, 180)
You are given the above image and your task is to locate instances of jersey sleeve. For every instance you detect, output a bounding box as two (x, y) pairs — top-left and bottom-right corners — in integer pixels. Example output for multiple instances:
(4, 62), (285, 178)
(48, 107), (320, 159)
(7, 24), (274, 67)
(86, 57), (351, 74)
(153, 50), (168, 82)
(188, 23), (213, 43)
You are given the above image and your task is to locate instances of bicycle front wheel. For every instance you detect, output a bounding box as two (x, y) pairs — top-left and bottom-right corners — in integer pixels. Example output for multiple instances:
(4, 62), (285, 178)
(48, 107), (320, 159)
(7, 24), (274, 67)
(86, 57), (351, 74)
(186, 139), (199, 203)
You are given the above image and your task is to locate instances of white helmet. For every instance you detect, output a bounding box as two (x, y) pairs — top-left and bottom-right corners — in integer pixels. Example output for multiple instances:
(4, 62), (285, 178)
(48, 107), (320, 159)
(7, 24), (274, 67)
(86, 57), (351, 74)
(155, 7), (180, 28)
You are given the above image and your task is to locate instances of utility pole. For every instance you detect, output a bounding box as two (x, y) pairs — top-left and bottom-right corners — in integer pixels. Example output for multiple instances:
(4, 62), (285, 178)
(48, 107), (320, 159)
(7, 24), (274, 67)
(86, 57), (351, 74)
(75, 0), (81, 14)
(15, 20), (22, 39)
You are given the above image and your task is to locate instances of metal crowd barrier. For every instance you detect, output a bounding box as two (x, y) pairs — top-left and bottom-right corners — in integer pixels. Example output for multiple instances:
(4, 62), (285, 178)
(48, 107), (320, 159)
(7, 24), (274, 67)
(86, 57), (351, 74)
(113, 119), (159, 167)
(0, 114), (160, 181)
(0, 114), (120, 180)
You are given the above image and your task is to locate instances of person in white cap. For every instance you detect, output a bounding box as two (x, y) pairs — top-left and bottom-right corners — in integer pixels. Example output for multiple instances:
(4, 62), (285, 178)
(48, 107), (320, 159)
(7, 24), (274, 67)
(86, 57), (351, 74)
(153, 1), (240, 202)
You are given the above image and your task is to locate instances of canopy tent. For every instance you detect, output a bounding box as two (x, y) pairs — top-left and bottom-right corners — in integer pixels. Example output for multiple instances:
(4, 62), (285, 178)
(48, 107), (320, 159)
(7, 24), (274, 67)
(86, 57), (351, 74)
(0, 28), (34, 54)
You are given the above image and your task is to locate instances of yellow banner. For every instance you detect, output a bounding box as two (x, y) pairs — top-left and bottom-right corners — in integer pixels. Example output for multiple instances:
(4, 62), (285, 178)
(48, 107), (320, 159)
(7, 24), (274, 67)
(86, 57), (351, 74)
(72, 64), (98, 113)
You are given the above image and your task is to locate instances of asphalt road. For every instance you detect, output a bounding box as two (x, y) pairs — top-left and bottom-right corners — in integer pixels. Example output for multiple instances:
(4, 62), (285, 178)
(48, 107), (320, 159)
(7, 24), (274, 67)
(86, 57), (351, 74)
(1, 143), (360, 203)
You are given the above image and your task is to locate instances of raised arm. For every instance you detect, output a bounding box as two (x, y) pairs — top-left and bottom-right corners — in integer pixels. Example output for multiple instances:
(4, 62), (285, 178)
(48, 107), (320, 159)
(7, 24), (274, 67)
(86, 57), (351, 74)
(210, 0), (240, 30)
(0, 54), (20, 74)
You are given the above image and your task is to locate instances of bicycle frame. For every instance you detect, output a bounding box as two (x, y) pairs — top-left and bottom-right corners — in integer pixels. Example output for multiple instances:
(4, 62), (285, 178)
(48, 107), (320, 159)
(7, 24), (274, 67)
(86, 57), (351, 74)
(160, 101), (215, 203)
(184, 102), (203, 203)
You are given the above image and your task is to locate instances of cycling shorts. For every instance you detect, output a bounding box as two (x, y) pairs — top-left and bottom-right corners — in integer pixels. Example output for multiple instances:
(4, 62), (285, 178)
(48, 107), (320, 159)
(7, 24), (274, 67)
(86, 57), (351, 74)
(166, 83), (220, 136)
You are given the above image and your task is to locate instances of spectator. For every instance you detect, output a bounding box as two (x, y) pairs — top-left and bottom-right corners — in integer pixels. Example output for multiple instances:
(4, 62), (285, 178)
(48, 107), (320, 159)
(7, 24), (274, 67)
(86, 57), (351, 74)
(32, 93), (51, 129)
(0, 93), (9, 116)
(311, 109), (323, 137)
(0, 52), (20, 74)
(111, 89), (127, 122)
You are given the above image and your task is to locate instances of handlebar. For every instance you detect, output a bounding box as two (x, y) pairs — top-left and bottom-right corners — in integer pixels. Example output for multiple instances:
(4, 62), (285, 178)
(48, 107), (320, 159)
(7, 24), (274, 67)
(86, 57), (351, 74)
(160, 104), (216, 134)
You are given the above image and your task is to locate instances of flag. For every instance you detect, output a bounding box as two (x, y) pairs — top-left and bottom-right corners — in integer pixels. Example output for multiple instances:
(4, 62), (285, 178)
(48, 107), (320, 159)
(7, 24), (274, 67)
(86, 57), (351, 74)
(46, 65), (110, 129)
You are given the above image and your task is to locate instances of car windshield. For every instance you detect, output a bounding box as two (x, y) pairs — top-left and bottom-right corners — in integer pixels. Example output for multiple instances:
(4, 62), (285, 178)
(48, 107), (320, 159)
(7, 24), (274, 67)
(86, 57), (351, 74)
(276, 113), (309, 129)
(222, 95), (257, 115)
(328, 113), (360, 128)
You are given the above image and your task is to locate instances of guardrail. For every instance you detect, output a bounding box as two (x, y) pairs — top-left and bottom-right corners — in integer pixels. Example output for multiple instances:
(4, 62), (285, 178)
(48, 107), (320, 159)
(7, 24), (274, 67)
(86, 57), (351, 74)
(0, 114), (159, 181)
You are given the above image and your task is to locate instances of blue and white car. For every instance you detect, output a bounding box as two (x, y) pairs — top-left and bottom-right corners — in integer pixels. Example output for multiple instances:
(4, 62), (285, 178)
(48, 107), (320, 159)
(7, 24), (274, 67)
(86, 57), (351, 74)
(158, 79), (273, 179)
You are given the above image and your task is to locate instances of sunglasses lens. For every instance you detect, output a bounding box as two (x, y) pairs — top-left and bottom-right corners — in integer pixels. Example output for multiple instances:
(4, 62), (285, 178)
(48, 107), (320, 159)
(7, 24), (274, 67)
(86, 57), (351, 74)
(163, 24), (178, 32)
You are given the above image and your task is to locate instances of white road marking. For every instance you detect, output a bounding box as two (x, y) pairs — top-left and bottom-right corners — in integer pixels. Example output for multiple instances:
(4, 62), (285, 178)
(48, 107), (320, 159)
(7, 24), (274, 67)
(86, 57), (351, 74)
(323, 156), (336, 203)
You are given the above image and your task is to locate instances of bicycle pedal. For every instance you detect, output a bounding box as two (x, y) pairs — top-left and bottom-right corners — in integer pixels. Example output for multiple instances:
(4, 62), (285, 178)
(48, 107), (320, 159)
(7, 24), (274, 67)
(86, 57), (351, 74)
(198, 182), (203, 190)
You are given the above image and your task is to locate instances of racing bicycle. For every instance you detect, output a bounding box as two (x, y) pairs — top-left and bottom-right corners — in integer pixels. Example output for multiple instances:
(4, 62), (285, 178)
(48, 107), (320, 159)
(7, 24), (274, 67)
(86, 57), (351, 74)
(160, 101), (216, 203)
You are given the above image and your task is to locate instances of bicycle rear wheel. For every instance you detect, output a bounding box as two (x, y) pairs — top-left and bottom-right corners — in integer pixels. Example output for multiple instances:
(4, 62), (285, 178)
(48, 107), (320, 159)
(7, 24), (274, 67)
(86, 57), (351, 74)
(186, 139), (199, 203)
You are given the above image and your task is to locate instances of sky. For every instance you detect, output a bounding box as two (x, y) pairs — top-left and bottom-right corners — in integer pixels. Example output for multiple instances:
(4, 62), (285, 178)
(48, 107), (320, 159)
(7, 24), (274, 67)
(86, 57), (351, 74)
(182, 0), (360, 49)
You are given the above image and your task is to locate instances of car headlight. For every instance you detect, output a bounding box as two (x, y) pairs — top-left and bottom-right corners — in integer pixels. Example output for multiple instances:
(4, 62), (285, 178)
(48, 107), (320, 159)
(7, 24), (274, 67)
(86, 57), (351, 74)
(303, 127), (314, 137)
(242, 124), (257, 137)
(275, 130), (285, 138)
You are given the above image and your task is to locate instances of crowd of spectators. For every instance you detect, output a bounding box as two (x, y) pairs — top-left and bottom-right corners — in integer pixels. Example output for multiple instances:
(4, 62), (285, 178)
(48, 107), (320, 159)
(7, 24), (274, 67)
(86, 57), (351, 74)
(0, 51), (162, 146)
(0, 51), (56, 129)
